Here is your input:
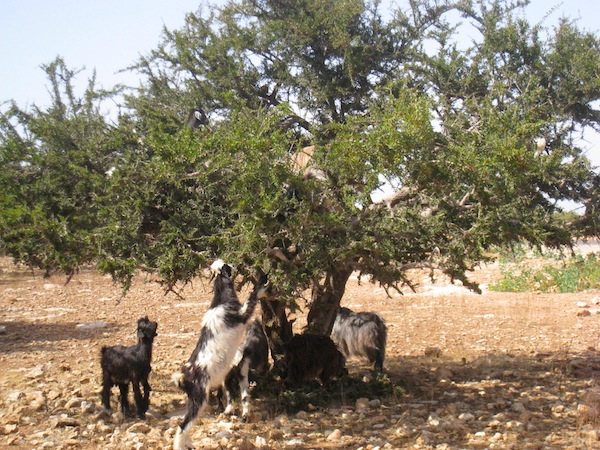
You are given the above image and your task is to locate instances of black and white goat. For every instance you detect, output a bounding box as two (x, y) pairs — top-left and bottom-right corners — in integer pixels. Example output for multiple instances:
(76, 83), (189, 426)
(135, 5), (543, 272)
(282, 333), (346, 387)
(186, 108), (208, 129)
(101, 316), (158, 419)
(172, 260), (269, 450)
(331, 307), (387, 372)
(217, 318), (269, 417)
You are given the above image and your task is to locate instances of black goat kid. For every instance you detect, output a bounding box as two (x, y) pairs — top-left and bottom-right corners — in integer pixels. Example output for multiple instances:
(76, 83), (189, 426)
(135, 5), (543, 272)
(172, 261), (269, 450)
(101, 316), (158, 419)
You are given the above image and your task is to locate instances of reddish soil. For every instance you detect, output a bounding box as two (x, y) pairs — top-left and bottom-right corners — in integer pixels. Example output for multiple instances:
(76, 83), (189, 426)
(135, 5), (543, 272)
(1, 255), (600, 449)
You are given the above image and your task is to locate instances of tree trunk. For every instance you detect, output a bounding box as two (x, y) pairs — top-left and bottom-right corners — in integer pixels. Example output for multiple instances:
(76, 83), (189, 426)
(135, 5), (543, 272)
(260, 296), (294, 363)
(306, 265), (353, 335)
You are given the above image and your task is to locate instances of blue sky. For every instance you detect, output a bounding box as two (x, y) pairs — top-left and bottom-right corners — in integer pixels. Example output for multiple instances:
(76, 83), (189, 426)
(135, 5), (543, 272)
(1, 0), (598, 171)
(0, 0), (206, 107)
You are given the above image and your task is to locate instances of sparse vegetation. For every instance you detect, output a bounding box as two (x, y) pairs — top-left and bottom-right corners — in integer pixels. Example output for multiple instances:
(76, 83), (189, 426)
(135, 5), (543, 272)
(2, 256), (600, 449)
(491, 252), (600, 293)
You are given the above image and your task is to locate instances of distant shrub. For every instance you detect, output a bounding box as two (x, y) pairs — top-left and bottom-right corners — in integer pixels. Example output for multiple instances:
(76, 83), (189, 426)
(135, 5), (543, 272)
(490, 253), (600, 293)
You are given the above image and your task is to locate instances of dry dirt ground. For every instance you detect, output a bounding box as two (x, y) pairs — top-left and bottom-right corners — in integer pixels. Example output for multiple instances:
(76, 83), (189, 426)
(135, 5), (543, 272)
(1, 252), (600, 450)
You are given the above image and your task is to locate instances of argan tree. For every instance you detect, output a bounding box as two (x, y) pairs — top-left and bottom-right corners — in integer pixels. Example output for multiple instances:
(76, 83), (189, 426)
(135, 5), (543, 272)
(1, 0), (599, 344)
(0, 58), (121, 277)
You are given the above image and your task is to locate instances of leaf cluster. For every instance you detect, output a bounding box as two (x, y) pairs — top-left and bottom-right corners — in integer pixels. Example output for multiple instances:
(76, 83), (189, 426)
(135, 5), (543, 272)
(1, 0), (599, 303)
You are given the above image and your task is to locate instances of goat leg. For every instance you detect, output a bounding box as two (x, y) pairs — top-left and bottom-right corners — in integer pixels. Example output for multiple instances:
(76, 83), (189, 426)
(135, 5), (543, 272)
(132, 380), (146, 419)
(142, 379), (152, 414)
(118, 383), (134, 417)
(101, 380), (112, 411)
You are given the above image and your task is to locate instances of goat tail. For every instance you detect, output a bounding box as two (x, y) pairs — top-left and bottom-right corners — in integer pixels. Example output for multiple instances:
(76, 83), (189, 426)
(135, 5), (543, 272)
(172, 371), (186, 390)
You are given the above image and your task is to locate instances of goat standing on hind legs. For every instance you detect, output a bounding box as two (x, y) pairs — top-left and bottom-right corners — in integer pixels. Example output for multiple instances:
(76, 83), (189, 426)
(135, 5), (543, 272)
(172, 260), (269, 450)
(101, 317), (158, 419)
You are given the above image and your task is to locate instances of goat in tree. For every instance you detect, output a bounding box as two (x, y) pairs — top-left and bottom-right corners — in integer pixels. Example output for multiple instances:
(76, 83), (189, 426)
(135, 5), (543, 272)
(186, 108), (208, 129)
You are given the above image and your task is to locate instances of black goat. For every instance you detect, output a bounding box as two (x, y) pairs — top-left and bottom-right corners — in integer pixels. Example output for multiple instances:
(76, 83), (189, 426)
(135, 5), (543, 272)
(172, 260), (269, 450)
(217, 318), (269, 418)
(331, 307), (387, 372)
(282, 333), (346, 387)
(101, 316), (158, 419)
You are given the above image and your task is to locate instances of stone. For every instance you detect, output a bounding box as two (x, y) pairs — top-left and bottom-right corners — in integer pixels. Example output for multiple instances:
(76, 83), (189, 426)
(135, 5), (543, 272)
(75, 321), (108, 330)
(65, 397), (83, 409)
(25, 365), (45, 379)
(0, 424), (18, 435)
(355, 398), (370, 411)
(425, 347), (443, 358)
(127, 422), (152, 434)
(369, 399), (382, 409)
(215, 430), (232, 440)
(246, 411), (263, 423)
(326, 429), (342, 442)
(50, 414), (80, 428)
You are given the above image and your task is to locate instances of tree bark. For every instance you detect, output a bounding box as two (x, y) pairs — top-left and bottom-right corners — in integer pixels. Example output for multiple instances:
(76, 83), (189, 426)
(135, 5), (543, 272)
(306, 265), (353, 335)
(260, 296), (294, 363)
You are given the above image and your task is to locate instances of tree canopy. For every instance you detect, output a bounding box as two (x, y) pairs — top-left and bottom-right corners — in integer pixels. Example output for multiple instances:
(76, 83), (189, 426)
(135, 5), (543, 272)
(1, 0), (599, 333)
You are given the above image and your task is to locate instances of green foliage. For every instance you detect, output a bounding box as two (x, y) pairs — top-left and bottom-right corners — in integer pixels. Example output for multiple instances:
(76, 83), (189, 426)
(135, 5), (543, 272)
(0, 58), (119, 276)
(491, 253), (600, 293)
(1, 0), (600, 318)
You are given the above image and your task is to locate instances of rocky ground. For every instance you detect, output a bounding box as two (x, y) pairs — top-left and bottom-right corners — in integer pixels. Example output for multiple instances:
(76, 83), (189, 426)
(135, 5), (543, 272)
(1, 253), (600, 450)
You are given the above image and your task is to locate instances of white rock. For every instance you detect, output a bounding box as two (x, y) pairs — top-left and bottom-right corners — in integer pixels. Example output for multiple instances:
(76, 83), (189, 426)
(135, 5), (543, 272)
(326, 429), (342, 442)
(127, 422), (152, 434)
(7, 391), (22, 403)
(76, 321), (108, 330)
(65, 397), (83, 409)
(0, 424), (18, 435)
(490, 432), (503, 442)
(25, 365), (45, 379)
(427, 415), (441, 427)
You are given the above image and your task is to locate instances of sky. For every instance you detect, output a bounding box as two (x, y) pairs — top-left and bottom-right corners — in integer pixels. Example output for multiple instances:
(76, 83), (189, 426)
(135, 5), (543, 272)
(0, 0), (599, 173)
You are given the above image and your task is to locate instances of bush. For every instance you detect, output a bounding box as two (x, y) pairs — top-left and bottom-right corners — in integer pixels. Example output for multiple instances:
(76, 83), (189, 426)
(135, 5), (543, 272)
(490, 253), (600, 293)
